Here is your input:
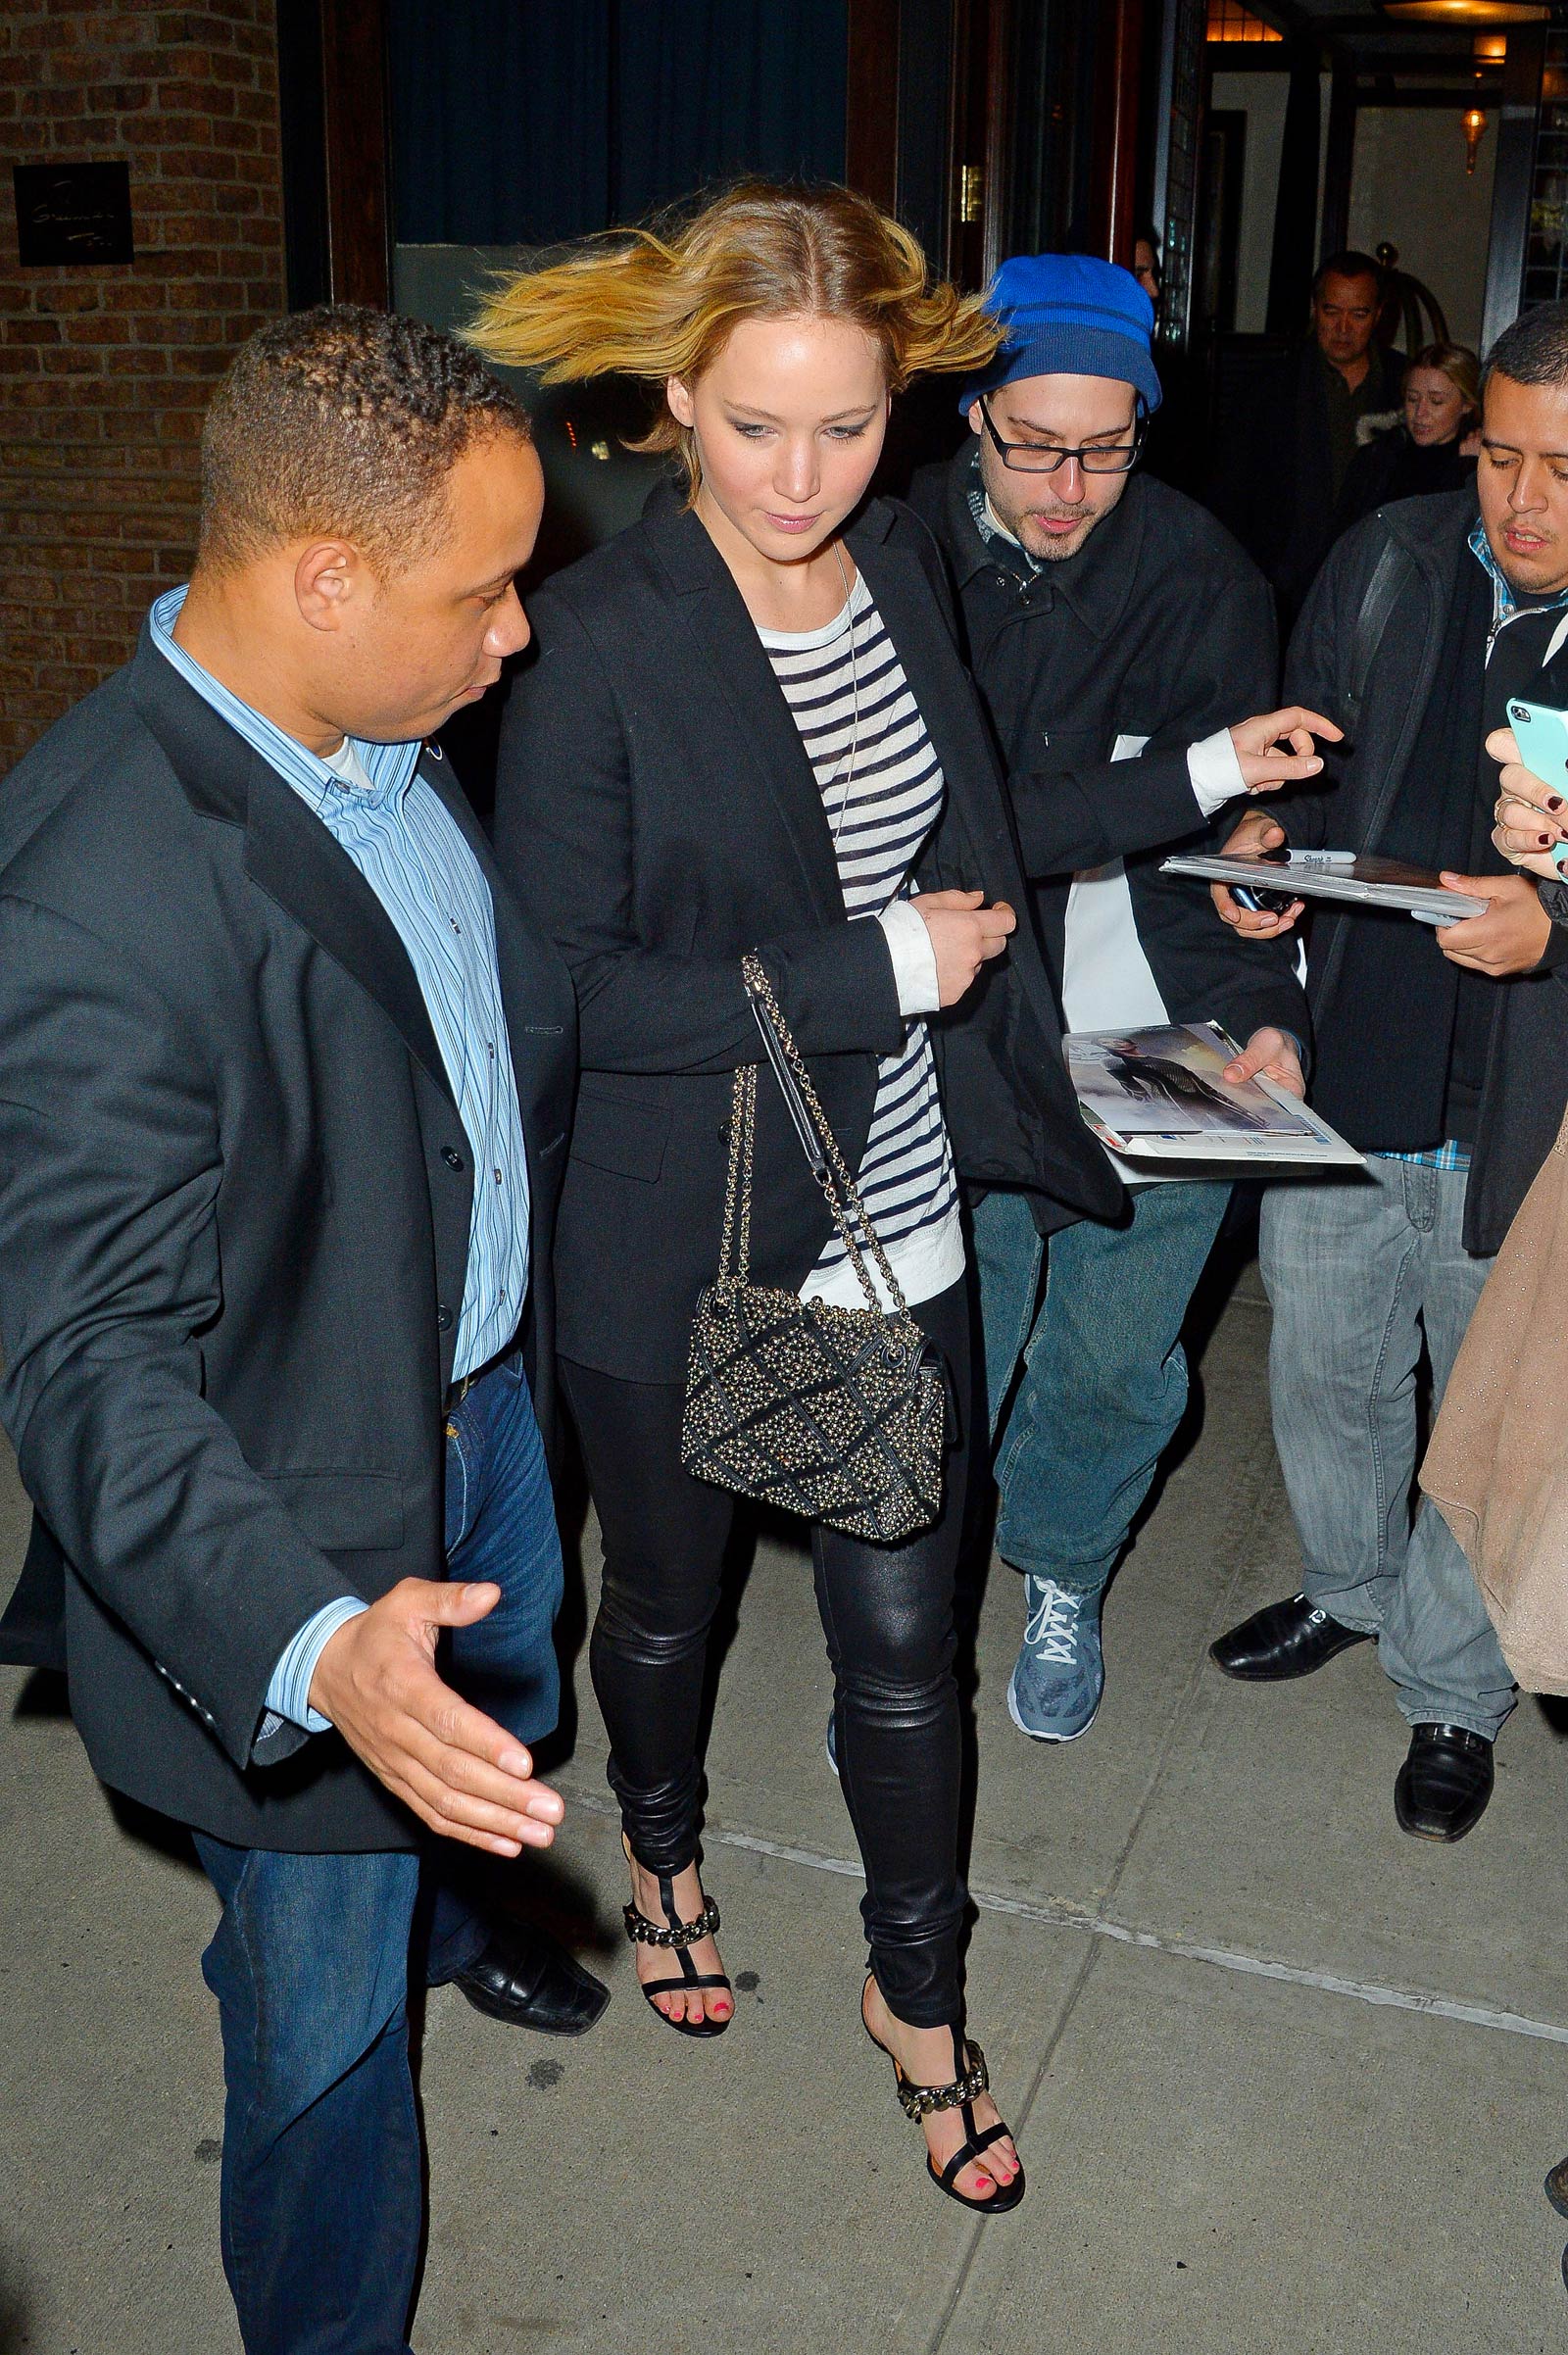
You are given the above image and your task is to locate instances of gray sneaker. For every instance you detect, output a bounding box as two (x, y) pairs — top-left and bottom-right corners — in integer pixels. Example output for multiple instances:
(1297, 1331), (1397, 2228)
(1007, 1577), (1104, 1743)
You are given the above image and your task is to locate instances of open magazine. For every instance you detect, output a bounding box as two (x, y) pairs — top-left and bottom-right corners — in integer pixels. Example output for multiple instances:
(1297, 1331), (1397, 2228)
(1065, 1022), (1364, 1171)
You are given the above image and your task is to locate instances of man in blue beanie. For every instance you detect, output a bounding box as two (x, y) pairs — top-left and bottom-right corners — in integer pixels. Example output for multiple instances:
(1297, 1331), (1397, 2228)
(908, 253), (1315, 1745)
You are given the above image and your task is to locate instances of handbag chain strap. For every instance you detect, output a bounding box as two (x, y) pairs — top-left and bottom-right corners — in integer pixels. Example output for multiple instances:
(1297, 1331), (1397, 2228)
(735, 950), (912, 1320)
(716, 1058), (758, 1286)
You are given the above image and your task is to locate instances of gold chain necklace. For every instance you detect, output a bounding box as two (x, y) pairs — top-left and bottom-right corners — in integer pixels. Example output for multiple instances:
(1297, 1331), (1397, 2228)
(826, 538), (861, 850)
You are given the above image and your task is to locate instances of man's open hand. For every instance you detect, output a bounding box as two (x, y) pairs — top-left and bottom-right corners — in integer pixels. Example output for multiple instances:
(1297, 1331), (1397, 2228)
(1434, 869), (1551, 975)
(310, 1579), (564, 1857)
(1221, 1026), (1305, 1098)
(1210, 810), (1306, 938)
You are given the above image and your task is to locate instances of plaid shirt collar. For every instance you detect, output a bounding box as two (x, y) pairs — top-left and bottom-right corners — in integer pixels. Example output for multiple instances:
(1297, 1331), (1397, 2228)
(965, 444), (1041, 578)
(1468, 519), (1568, 660)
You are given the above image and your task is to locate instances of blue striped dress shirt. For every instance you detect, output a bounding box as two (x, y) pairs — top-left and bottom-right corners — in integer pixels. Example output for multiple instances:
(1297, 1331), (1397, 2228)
(150, 587), (531, 1734)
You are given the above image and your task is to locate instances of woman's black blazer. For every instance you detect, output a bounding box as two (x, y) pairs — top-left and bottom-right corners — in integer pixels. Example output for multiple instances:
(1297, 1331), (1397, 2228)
(495, 489), (1122, 1384)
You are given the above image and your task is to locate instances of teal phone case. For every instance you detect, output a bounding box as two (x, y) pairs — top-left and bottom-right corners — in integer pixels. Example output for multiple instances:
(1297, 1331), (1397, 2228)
(1508, 699), (1568, 790)
(1505, 700), (1568, 871)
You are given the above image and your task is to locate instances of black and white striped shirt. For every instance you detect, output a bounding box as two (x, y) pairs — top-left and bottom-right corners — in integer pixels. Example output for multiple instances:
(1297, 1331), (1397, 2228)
(758, 574), (963, 1309)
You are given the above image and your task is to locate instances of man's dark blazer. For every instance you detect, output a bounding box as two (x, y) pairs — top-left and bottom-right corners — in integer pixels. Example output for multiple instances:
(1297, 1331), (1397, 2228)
(0, 631), (577, 1851)
(492, 488), (1222, 1388)
(1209, 337), (1406, 623)
(907, 455), (1308, 1058)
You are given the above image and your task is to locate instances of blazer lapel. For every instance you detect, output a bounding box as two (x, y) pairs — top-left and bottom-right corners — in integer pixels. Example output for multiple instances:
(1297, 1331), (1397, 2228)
(242, 771), (457, 1108)
(131, 638), (455, 1108)
(646, 510), (847, 919)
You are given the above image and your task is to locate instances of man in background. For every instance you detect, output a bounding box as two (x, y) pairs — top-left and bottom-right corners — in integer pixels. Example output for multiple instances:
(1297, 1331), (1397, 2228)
(1212, 250), (1406, 623)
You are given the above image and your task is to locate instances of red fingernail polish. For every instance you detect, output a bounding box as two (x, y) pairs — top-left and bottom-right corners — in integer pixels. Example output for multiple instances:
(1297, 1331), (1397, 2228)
(1550, 798), (1564, 811)
(1542, 836), (1552, 848)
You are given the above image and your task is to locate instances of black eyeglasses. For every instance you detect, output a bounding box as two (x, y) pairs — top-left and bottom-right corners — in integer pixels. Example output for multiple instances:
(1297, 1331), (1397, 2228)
(979, 395), (1146, 475)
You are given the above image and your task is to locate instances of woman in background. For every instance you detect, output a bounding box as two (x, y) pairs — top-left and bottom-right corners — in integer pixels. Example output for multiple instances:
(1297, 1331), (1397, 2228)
(1335, 341), (1481, 535)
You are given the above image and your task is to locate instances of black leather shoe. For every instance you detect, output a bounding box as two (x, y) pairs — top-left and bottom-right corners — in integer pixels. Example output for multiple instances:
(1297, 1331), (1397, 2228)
(1394, 1723), (1494, 1843)
(454, 1919), (610, 2036)
(1209, 1592), (1373, 1682)
(1545, 2155), (1568, 2221)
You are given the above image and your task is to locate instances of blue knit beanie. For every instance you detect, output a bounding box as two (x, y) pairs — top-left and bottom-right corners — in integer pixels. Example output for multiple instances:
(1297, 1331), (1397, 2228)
(960, 254), (1162, 416)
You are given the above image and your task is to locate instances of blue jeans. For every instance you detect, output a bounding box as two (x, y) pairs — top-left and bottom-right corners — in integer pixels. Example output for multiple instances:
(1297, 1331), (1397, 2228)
(426, 1356), (564, 1981)
(197, 1360), (563, 2355)
(195, 1837), (423, 2355)
(1260, 1162), (1515, 1739)
(972, 1183), (1232, 1598)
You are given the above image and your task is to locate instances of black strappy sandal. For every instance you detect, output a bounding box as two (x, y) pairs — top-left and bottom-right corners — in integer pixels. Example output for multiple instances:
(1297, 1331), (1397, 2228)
(864, 1986), (1025, 2214)
(622, 1862), (732, 2039)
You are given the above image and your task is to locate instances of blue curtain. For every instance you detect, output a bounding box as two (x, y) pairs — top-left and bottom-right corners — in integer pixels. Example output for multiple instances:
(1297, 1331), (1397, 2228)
(389, 0), (849, 245)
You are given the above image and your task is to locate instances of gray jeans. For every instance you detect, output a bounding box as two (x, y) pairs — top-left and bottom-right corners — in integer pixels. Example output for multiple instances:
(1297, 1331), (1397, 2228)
(1258, 1158), (1516, 1740)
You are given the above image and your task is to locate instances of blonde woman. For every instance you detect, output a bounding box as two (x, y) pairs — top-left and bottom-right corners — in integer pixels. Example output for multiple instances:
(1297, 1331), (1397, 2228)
(470, 183), (1261, 2210)
(1336, 341), (1481, 533)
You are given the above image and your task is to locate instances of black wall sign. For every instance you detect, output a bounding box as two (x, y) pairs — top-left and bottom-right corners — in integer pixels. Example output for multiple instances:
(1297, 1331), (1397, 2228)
(13, 162), (133, 267)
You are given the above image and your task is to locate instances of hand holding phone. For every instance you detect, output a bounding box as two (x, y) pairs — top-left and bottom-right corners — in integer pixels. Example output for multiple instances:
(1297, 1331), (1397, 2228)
(1210, 811), (1306, 936)
(1494, 705), (1568, 879)
(1506, 701), (1568, 796)
(1229, 843), (1299, 915)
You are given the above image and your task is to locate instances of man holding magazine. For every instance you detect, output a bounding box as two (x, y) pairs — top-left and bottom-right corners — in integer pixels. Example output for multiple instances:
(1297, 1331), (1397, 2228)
(1210, 301), (1568, 1840)
(909, 254), (1312, 1746)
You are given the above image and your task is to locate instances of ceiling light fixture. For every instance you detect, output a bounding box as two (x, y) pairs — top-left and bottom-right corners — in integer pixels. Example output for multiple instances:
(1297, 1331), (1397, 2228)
(1382, 3), (1545, 25)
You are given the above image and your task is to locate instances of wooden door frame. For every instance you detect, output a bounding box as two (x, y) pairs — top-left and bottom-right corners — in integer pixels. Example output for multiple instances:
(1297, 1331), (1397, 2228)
(276, 0), (392, 311)
(1090, 0), (1144, 267)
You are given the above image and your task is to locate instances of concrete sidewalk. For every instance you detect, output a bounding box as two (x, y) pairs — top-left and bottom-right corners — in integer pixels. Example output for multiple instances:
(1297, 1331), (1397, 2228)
(2, 1257), (1565, 2354)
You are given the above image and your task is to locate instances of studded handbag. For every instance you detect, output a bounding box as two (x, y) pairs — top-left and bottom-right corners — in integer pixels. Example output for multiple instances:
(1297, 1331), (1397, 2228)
(679, 952), (946, 1545)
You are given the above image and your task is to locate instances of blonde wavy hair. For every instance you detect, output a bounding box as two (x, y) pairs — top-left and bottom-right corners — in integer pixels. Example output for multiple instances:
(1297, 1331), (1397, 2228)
(466, 180), (1002, 500)
(1408, 340), (1482, 428)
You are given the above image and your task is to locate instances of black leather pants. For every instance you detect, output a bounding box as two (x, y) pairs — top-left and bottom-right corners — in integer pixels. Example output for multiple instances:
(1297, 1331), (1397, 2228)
(560, 1276), (972, 2028)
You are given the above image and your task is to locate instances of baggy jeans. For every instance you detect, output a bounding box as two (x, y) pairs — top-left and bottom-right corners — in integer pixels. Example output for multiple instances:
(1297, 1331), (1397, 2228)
(972, 1181), (1233, 1600)
(1258, 1158), (1516, 1740)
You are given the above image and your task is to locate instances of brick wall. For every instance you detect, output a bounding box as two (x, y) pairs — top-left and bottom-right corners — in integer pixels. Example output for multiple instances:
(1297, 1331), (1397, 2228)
(0, 4), (286, 759)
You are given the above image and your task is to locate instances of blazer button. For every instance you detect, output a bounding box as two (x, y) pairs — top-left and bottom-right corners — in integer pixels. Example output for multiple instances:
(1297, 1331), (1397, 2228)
(717, 1119), (732, 1143)
(437, 1304), (453, 1332)
(442, 1146), (465, 1171)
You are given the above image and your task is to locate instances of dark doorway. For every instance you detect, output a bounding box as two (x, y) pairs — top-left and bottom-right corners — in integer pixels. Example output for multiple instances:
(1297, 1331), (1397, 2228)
(1196, 109), (1246, 338)
(386, 0), (850, 248)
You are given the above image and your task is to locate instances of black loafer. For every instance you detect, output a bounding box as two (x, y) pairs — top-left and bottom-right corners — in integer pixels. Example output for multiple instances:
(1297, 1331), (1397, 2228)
(1394, 1722), (1494, 1843)
(454, 1919), (611, 2036)
(1209, 1592), (1373, 1682)
(1545, 2156), (1568, 2221)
